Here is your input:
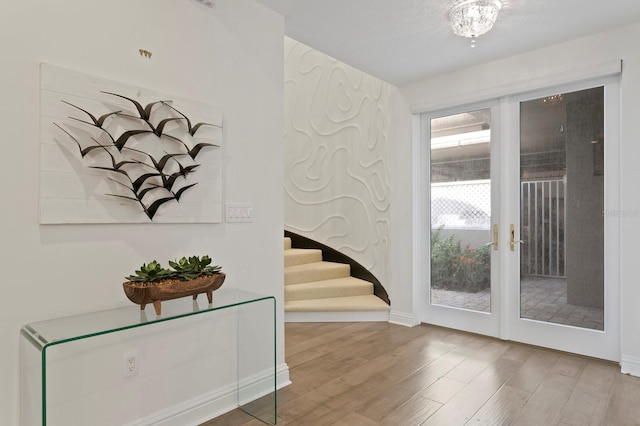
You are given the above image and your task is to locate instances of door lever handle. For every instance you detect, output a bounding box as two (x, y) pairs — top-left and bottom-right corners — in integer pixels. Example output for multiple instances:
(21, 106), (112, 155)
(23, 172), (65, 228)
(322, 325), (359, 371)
(509, 224), (524, 251)
(484, 224), (498, 250)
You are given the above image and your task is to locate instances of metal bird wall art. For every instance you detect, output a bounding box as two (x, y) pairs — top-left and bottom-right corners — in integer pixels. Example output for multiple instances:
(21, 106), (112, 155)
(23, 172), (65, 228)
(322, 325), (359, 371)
(54, 91), (221, 221)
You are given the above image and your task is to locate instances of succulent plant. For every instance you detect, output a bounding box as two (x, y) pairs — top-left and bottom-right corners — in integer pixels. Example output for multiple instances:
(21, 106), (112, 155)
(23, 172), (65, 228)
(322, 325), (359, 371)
(125, 260), (173, 283)
(125, 255), (222, 283)
(168, 255), (222, 280)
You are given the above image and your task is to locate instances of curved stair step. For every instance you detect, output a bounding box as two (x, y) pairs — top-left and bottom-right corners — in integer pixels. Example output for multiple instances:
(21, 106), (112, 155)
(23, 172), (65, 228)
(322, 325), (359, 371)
(283, 235), (390, 322)
(285, 295), (390, 312)
(285, 261), (350, 285)
(284, 248), (323, 267)
(285, 277), (373, 301)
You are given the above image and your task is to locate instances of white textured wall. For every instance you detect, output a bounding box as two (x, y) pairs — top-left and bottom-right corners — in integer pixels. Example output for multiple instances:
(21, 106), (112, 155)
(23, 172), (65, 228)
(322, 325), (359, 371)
(0, 1), (284, 425)
(284, 37), (391, 289)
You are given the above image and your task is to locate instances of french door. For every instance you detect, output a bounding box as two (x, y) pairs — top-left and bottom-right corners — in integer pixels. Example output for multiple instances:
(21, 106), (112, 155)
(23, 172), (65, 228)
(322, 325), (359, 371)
(420, 78), (620, 361)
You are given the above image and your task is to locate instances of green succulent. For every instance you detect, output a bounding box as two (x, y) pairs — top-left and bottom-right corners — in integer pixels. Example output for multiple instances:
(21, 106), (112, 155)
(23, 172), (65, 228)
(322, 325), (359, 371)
(168, 255), (222, 280)
(126, 256), (222, 283)
(125, 260), (173, 283)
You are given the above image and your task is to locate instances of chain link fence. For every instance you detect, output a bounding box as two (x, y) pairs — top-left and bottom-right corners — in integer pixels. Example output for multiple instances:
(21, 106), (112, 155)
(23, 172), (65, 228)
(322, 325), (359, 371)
(431, 180), (491, 229)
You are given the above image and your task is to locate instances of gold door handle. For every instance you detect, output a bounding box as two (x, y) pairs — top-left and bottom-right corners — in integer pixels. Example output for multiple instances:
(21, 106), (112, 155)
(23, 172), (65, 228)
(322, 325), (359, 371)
(483, 224), (499, 250)
(510, 224), (525, 251)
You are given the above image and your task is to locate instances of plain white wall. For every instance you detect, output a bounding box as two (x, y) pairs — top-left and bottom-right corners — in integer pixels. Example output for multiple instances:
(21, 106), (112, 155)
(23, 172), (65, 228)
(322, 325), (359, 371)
(0, 1), (285, 425)
(393, 21), (640, 371)
(388, 86), (416, 325)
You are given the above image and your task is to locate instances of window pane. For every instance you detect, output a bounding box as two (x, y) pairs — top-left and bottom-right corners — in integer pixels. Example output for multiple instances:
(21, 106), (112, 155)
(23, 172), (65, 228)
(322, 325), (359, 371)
(519, 87), (604, 330)
(430, 109), (491, 313)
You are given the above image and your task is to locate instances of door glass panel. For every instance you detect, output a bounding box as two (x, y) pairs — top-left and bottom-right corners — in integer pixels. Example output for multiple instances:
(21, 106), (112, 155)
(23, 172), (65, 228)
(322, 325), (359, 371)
(430, 109), (492, 312)
(519, 87), (604, 330)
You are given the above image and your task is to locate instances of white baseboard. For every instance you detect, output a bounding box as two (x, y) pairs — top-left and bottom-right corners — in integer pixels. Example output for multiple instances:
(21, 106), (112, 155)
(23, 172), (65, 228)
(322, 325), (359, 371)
(123, 363), (290, 426)
(620, 355), (640, 377)
(285, 310), (390, 322)
(388, 310), (420, 327)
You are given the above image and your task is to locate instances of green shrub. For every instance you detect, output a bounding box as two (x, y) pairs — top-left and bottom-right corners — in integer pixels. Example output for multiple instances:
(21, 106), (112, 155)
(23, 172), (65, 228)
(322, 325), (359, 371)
(430, 228), (490, 292)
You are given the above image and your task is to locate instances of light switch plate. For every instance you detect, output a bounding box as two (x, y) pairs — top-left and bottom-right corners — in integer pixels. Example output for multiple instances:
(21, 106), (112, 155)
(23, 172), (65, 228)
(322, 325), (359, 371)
(226, 203), (253, 223)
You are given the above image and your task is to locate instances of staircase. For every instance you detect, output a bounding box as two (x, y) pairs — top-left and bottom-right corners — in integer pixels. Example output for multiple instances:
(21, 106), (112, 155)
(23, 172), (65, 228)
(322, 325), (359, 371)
(284, 237), (390, 322)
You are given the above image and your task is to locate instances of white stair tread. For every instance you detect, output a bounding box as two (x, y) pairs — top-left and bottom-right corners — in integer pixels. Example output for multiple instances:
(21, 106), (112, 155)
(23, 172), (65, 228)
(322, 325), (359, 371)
(285, 277), (373, 301)
(285, 261), (350, 285)
(285, 295), (390, 312)
(285, 310), (389, 323)
(284, 248), (323, 267)
(283, 237), (389, 322)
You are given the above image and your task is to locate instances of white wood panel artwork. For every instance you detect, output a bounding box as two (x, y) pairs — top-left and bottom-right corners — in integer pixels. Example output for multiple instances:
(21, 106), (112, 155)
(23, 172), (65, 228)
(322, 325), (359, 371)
(40, 63), (223, 224)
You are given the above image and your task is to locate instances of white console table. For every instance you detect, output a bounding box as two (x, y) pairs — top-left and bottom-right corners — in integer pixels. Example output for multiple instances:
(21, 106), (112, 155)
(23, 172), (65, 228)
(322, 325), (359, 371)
(20, 288), (276, 425)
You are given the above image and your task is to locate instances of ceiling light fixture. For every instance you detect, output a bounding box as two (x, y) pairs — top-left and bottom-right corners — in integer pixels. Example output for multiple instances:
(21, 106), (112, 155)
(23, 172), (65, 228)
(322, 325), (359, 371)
(542, 94), (564, 105)
(449, 0), (502, 47)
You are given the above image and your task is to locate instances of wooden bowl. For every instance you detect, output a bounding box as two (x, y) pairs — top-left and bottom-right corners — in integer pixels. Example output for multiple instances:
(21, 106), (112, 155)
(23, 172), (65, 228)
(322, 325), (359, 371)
(123, 273), (226, 315)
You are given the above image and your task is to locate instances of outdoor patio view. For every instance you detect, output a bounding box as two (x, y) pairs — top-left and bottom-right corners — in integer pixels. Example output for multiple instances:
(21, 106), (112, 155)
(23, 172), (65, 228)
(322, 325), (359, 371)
(518, 87), (604, 330)
(430, 109), (492, 313)
(431, 180), (492, 312)
(429, 89), (605, 330)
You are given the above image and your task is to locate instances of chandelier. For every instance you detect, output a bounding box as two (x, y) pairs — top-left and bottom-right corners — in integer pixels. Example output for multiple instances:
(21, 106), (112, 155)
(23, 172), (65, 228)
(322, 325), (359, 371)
(449, 0), (502, 47)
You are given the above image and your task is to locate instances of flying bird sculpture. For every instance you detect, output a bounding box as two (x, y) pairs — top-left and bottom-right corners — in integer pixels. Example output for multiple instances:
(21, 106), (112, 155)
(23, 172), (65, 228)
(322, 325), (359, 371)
(161, 101), (221, 136)
(54, 91), (221, 221)
(92, 139), (139, 170)
(62, 101), (121, 128)
(61, 101), (120, 145)
(108, 192), (176, 220)
(54, 123), (105, 158)
(100, 91), (167, 121)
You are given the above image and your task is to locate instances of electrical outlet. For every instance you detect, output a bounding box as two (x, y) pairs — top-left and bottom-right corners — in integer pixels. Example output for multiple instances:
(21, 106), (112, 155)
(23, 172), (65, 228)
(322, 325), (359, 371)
(122, 351), (138, 378)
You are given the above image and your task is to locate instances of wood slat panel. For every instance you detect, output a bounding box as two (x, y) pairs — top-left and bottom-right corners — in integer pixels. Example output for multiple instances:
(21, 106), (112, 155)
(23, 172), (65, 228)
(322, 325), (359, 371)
(602, 372), (640, 424)
(378, 395), (441, 425)
(507, 349), (560, 393)
(420, 377), (466, 404)
(356, 351), (465, 421)
(466, 384), (531, 425)
(511, 372), (577, 425)
(421, 358), (521, 425)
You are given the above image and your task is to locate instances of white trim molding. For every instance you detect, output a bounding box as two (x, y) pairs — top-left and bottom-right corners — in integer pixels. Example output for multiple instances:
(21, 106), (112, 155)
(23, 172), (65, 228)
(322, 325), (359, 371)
(410, 59), (622, 114)
(620, 355), (640, 377)
(389, 310), (420, 327)
(123, 363), (290, 426)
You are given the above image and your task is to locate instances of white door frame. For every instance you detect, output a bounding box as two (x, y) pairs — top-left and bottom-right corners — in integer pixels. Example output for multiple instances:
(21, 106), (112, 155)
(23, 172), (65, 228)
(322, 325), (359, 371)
(417, 76), (621, 361)
(500, 77), (620, 361)
(419, 100), (501, 338)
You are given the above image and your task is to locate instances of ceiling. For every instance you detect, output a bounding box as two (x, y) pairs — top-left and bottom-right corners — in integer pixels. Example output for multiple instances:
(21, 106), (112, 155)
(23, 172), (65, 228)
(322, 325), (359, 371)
(254, 0), (640, 86)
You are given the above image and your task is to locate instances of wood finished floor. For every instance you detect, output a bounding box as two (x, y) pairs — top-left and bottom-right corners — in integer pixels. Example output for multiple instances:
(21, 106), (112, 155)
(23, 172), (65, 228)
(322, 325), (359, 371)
(201, 322), (640, 425)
